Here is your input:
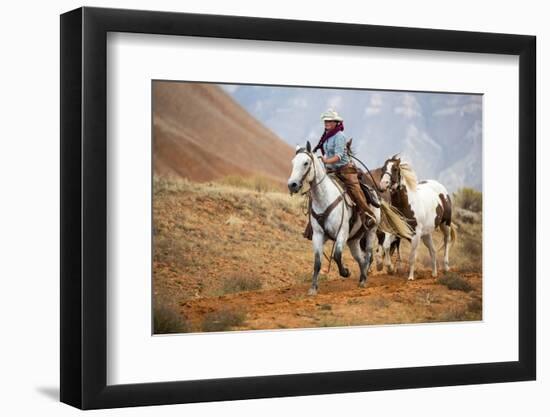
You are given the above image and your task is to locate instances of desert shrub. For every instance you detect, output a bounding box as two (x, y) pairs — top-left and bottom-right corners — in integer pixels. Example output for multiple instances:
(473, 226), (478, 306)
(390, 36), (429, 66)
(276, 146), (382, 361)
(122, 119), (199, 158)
(467, 298), (483, 314)
(438, 272), (473, 292)
(222, 275), (262, 294)
(201, 308), (246, 332)
(455, 207), (481, 224)
(153, 234), (193, 271)
(440, 306), (469, 322)
(462, 235), (482, 255)
(448, 218), (483, 273)
(454, 187), (483, 213)
(153, 304), (190, 334)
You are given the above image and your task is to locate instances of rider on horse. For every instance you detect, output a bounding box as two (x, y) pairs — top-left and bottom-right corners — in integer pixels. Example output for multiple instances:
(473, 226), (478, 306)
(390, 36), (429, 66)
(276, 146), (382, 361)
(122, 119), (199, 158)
(303, 109), (377, 239)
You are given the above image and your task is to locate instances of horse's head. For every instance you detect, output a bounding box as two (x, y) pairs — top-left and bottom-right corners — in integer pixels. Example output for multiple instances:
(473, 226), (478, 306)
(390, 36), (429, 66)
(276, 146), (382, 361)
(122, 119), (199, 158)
(379, 154), (402, 192)
(288, 141), (318, 194)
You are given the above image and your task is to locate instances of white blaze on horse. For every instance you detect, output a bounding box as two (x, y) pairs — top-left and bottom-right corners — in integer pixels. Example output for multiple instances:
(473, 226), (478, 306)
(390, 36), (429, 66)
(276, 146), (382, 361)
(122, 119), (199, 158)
(379, 155), (457, 280)
(288, 142), (414, 295)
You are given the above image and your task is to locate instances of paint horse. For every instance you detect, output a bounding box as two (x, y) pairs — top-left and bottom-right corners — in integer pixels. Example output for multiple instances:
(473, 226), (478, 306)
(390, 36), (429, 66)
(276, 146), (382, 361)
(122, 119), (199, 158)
(356, 164), (403, 274)
(288, 142), (414, 295)
(379, 155), (457, 280)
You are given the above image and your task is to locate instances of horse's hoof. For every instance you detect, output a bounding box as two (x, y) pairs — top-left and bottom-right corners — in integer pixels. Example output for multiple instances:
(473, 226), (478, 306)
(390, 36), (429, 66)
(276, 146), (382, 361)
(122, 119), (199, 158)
(340, 268), (350, 278)
(431, 272), (438, 278)
(359, 280), (367, 288)
(308, 288), (318, 296)
(407, 276), (415, 281)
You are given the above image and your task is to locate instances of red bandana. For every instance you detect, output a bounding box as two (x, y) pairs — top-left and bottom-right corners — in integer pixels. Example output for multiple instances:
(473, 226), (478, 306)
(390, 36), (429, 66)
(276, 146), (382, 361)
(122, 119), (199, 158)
(313, 122), (345, 155)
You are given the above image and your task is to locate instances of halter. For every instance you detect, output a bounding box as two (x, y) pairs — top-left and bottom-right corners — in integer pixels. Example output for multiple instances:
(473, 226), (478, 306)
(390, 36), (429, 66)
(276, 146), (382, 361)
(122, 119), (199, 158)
(381, 160), (402, 191)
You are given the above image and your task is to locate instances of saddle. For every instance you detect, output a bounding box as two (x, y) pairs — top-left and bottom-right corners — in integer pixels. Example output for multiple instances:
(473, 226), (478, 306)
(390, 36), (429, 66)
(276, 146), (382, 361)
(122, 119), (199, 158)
(358, 172), (381, 208)
(302, 173), (376, 241)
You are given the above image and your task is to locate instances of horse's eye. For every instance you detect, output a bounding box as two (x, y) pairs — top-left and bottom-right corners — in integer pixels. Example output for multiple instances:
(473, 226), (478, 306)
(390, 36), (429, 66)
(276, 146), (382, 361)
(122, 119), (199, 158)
(303, 162), (308, 166)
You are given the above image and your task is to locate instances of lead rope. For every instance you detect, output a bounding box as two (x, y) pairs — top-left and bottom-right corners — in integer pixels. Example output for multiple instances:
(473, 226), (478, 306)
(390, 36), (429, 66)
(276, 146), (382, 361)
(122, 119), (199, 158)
(349, 153), (383, 197)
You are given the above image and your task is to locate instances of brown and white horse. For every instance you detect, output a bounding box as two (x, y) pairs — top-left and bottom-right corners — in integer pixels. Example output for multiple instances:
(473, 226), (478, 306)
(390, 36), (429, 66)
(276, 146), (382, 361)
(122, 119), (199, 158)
(379, 155), (457, 280)
(356, 165), (403, 274)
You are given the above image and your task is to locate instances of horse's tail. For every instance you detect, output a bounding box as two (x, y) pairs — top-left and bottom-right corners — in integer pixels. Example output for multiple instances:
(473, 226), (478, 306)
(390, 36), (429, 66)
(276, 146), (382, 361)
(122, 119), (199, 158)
(379, 201), (415, 241)
(438, 222), (458, 251)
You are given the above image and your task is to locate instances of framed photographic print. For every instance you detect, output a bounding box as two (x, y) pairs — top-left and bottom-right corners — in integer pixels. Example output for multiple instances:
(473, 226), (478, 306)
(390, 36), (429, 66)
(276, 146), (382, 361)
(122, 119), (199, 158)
(60, 6), (536, 410)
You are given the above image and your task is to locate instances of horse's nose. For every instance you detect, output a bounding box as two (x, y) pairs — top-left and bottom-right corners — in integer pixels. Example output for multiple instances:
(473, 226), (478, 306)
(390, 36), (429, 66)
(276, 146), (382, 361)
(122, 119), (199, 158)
(288, 180), (299, 193)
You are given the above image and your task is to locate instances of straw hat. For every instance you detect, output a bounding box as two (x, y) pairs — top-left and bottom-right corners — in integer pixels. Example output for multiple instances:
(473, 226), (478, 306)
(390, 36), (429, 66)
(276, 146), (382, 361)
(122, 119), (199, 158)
(320, 109), (344, 122)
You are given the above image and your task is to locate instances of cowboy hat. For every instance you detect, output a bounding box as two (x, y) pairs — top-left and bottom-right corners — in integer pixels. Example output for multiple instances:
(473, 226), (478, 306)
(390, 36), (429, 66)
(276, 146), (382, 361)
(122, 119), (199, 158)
(320, 108), (343, 122)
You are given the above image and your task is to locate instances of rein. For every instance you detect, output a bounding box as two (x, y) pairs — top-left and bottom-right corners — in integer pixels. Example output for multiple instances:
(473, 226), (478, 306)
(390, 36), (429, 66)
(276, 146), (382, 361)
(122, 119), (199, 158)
(349, 154), (383, 196)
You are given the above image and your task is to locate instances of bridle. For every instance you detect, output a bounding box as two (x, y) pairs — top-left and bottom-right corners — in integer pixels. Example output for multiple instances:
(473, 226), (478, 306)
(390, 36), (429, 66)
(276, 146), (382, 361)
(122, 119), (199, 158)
(381, 160), (401, 191)
(295, 149), (327, 194)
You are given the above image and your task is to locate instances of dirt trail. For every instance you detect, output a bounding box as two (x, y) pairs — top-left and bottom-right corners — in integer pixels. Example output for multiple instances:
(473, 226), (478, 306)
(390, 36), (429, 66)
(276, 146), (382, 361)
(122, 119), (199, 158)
(179, 270), (482, 332)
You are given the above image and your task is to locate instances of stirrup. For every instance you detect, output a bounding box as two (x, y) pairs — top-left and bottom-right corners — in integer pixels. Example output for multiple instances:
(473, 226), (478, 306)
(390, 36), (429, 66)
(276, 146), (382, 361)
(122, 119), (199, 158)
(361, 212), (376, 229)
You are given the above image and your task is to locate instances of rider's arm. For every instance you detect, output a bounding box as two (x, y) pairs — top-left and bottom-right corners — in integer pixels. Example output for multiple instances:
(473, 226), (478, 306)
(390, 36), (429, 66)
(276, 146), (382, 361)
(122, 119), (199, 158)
(323, 155), (341, 164)
(323, 133), (346, 164)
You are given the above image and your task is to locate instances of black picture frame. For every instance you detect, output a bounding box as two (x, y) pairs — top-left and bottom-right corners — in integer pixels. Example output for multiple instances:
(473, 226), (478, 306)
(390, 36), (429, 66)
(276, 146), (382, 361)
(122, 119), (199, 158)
(60, 6), (536, 410)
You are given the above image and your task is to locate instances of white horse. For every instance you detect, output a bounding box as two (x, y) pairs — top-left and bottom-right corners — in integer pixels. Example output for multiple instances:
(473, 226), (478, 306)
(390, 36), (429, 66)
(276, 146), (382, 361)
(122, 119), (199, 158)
(379, 155), (457, 280)
(288, 142), (414, 294)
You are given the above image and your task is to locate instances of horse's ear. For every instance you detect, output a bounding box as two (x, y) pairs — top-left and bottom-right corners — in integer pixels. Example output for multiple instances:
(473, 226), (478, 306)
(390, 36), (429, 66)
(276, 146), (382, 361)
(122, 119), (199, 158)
(306, 141), (311, 152)
(295, 145), (302, 154)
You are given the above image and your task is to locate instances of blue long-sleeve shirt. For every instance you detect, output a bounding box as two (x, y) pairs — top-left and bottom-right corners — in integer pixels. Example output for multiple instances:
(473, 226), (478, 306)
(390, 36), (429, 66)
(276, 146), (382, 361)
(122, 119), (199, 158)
(322, 131), (350, 170)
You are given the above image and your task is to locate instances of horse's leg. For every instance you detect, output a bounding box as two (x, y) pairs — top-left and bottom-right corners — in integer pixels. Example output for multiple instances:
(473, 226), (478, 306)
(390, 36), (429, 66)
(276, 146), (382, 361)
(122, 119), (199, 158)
(375, 245), (384, 272)
(394, 239), (402, 274)
(383, 233), (395, 274)
(359, 227), (377, 287)
(375, 231), (385, 271)
(408, 232), (421, 280)
(334, 231), (351, 278)
(309, 231), (325, 296)
(348, 237), (368, 285)
(440, 224), (451, 272)
(421, 233), (438, 277)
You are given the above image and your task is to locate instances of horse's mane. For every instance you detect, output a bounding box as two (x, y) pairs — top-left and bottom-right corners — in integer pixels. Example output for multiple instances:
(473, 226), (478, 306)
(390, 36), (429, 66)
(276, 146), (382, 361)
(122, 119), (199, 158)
(399, 162), (418, 192)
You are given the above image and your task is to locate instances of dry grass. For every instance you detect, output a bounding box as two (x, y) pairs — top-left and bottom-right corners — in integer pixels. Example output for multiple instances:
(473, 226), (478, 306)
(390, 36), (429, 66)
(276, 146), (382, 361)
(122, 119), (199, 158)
(201, 308), (247, 332)
(438, 272), (473, 292)
(453, 187), (482, 212)
(217, 174), (284, 193)
(221, 274), (263, 294)
(153, 303), (190, 334)
(452, 219), (483, 273)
